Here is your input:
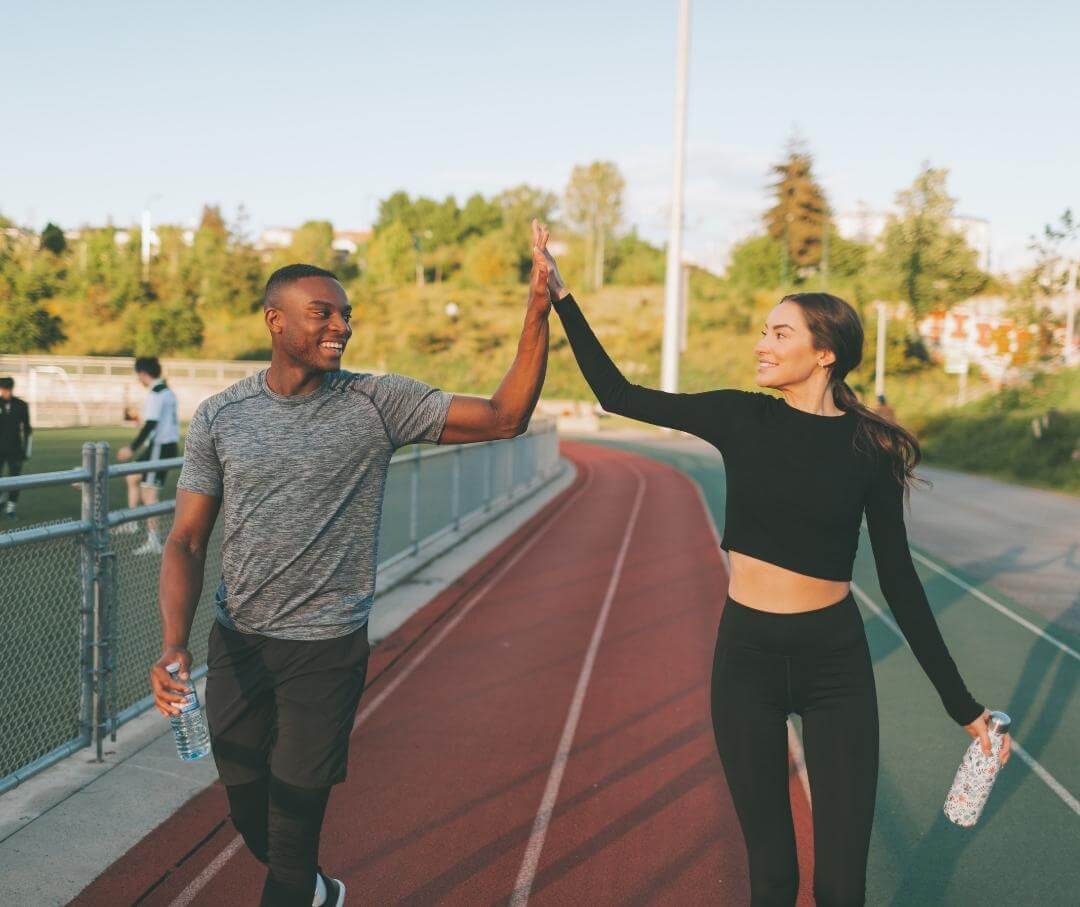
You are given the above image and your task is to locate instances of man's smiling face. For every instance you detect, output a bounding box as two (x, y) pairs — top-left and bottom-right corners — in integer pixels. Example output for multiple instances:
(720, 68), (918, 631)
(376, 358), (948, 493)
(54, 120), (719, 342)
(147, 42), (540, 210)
(265, 275), (353, 371)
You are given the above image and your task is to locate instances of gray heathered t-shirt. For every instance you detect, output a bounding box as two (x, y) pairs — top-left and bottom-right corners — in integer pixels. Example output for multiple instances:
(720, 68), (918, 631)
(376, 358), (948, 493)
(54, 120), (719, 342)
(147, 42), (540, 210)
(177, 368), (453, 640)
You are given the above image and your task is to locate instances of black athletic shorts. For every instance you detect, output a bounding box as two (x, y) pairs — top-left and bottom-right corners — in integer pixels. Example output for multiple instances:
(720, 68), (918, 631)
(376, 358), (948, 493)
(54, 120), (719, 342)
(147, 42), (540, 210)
(138, 441), (179, 489)
(204, 620), (371, 789)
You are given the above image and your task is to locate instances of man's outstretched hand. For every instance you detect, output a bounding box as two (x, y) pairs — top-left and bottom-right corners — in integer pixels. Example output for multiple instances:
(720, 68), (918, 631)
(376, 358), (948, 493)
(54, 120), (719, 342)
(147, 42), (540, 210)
(529, 219), (552, 314)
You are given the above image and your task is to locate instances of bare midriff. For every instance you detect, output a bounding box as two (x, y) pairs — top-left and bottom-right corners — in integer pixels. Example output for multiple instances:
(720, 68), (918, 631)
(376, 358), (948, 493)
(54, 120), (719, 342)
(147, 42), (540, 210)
(727, 550), (851, 613)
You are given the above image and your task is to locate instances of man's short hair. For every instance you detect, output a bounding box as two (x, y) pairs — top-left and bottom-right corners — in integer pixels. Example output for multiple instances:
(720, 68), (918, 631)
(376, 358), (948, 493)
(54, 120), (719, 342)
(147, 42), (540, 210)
(262, 263), (340, 309)
(134, 356), (162, 378)
(0, 377), (13, 390)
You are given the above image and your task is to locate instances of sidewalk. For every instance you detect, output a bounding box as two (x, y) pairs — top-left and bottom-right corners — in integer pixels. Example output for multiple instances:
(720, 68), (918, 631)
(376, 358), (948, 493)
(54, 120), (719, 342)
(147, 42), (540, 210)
(0, 461), (575, 907)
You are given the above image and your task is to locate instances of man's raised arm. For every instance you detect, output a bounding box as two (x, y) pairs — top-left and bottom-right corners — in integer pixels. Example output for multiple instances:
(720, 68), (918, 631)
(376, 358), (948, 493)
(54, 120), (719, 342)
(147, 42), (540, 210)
(438, 220), (552, 444)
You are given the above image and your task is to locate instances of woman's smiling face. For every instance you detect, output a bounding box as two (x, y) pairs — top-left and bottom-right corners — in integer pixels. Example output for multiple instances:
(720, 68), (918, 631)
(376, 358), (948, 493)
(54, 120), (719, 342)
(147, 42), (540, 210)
(752, 300), (834, 388)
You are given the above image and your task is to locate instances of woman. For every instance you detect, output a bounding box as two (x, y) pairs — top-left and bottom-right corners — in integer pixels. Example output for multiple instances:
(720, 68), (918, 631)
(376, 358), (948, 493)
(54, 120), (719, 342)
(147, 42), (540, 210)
(539, 246), (1011, 906)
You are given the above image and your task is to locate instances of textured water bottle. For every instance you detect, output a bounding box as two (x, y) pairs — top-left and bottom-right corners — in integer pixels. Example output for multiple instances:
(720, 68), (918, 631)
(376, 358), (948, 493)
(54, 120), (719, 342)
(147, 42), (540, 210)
(944, 710), (1010, 827)
(166, 662), (211, 760)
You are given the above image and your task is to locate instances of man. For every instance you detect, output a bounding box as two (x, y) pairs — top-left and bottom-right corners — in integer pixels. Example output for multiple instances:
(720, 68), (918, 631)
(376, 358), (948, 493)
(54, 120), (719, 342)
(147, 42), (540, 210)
(116, 357), (180, 554)
(149, 221), (552, 906)
(0, 376), (32, 520)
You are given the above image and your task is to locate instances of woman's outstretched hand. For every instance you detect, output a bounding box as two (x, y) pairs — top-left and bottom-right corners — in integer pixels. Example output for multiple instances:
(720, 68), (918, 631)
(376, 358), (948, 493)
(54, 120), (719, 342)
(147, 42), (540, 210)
(533, 222), (569, 301)
(964, 708), (1011, 767)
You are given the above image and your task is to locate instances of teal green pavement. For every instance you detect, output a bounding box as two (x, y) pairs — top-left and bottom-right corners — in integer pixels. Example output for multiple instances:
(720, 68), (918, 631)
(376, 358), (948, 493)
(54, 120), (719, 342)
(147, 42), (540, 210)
(592, 437), (1080, 906)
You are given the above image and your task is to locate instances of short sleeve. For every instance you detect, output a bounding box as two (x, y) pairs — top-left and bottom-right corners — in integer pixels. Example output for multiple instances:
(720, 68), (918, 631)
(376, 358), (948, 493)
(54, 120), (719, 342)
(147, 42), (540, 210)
(177, 403), (224, 497)
(369, 374), (453, 448)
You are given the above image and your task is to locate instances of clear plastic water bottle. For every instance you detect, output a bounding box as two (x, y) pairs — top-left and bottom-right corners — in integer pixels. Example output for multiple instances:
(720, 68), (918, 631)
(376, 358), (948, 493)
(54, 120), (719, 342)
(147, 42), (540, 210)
(944, 710), (1011, 827)
(166, 662), (211, 761)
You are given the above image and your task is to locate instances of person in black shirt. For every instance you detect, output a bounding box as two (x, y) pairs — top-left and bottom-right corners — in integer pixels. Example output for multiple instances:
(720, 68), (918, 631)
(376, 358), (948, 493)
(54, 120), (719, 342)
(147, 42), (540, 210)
(537, 242), (1011, 907)
(0, 377), (32, 520)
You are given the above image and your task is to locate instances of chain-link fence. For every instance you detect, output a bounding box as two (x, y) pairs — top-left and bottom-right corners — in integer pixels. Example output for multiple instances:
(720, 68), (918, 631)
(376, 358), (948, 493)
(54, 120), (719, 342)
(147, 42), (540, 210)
(0, 421), (560, 794)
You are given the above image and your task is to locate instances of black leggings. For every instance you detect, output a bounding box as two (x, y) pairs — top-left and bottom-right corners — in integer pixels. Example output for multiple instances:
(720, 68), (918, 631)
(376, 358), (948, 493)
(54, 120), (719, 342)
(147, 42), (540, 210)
(226, 775), (332, 907)
(711, 592), (878, 907)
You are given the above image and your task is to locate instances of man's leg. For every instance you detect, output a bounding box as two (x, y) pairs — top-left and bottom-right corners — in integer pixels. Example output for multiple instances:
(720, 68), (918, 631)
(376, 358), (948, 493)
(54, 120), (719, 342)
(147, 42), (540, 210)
(140, 481), (161, 538)
(204, 622), (277, 867)
(1, 456), (22, 514)
(261, 626), (371, 906)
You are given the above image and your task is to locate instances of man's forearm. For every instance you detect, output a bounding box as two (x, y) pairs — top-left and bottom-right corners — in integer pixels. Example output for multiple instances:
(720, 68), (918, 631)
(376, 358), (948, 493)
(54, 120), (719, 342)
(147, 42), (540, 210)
(159, 537), (206, 649)
(489, 306), (550, 435)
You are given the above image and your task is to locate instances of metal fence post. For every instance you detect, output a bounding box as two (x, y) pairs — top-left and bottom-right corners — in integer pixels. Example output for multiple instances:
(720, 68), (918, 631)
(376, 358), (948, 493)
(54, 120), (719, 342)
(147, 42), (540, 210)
(78, 443), (96, 748)
(409, 446), (421, 555)
(451, 445), (462, 531)
(90, 442), (113, 760)
(506, 439), (515, 502)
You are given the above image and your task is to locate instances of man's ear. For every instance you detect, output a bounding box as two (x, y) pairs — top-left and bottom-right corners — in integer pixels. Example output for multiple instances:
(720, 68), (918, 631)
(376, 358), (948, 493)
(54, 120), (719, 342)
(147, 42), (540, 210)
(264, 307), (283, 335)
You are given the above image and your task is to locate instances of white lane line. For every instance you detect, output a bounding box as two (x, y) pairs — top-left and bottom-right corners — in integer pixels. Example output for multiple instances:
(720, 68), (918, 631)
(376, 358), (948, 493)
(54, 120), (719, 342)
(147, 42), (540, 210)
(786, 720), (812, 807)
(169, 465), (596, 907)
(908, 549), (1080, 664)
(509, 462), (647, 907)
(850, 580), (1080, 819)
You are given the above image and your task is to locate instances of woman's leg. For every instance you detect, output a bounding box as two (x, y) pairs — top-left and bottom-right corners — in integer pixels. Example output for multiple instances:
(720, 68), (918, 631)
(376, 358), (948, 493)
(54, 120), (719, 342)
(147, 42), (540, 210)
(711, 632), (799, 907)
(797, 640), (879, 907)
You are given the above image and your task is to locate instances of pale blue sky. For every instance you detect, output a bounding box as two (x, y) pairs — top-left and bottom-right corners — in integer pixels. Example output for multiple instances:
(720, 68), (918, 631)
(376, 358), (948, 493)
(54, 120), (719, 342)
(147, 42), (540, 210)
(2, 1), (1076, 273)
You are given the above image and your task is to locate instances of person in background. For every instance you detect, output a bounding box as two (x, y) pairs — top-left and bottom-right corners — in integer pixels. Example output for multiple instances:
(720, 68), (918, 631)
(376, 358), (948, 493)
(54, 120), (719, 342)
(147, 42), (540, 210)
(875, 393), (898, 424)
(116, 357), (180, 554)
(0, 376), (32, 520)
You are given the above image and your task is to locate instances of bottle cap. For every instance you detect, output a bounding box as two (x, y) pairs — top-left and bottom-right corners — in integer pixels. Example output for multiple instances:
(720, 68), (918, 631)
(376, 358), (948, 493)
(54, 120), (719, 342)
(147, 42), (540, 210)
(165, 661), (181, 675)
(988, 710), (1011, 735)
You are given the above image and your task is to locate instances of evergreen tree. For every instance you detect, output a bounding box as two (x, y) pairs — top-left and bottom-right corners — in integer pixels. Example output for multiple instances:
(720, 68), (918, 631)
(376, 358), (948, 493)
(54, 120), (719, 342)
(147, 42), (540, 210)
(764, 139), (829, 281)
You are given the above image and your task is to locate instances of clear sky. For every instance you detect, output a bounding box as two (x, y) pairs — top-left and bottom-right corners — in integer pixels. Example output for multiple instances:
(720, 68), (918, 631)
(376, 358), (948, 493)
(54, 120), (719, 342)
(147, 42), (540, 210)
(2, 1), (1076, 274)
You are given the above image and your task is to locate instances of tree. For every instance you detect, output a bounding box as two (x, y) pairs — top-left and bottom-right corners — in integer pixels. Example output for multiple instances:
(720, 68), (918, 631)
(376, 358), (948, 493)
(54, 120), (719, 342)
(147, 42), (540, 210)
(288, 220), (335, 271)
(764, 140), (828, 281)
(123, 299), (204, 355)
(564, 161), (625, 290)
(872, 164), (988, 315)
(608, 230), (665, 285)
(725, 234), (783, 289)
(365, 221), (414, 286)
(40, 222), (67, 255)
(459, 193), (503, 239)
(1026, 209), (1077, 298)
(462, 231), (518, 285)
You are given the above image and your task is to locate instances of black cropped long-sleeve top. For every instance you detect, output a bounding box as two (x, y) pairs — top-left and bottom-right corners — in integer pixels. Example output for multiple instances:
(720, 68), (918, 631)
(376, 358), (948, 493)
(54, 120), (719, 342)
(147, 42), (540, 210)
(553, 292), (982, 726)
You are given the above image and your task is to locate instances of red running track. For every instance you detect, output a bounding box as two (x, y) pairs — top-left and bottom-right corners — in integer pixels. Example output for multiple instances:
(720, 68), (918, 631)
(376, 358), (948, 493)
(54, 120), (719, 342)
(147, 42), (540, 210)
(74, 442), (813, 906)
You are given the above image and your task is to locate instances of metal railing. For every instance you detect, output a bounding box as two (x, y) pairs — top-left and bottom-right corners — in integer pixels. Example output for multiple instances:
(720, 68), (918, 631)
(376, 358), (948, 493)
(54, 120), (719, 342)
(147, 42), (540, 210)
(0, 421), (560, 794)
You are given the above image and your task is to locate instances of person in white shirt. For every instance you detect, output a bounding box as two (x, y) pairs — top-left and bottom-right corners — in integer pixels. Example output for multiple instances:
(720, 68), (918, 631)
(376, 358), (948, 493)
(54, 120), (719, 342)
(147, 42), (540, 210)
(117, 357), (180, 553)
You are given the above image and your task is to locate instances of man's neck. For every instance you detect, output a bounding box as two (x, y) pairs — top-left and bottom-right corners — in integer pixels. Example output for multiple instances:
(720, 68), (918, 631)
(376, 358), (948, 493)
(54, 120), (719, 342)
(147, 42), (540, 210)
(265, 360), (328, 397)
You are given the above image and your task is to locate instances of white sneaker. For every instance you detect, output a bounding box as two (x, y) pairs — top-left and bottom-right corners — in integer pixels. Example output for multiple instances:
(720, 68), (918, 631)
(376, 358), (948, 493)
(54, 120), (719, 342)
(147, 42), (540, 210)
(114, 521), (140, 535)
(4, 501), (16, 519)
(133, 535), (163, 555)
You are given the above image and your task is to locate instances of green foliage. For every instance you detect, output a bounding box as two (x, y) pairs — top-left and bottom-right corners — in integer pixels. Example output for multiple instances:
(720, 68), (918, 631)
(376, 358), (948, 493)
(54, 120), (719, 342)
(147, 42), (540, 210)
(608, 230), (665, 285)
(726, 234), (784, 289)
(871, 165), (988, 315)
(40, 222), (66, 255)
(123, 298), (204, 355)
(462, 231), (519, 285)
(287, 220), (335, 271)
(564, 161), (625, 290)
(365, 221), (415, 287)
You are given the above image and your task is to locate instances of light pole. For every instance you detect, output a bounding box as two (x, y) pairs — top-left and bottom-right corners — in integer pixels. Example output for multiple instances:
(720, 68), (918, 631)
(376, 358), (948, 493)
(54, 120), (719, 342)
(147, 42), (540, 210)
(661, 0), (690, 394)
(1066, 257), (1078, 367)
(874, 302), (887, 400)
(141, 193), (161, 282)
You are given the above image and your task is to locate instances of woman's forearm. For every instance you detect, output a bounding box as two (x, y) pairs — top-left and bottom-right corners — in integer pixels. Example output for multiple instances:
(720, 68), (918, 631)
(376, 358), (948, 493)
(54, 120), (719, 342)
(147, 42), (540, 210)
(551, 293), (634, 413)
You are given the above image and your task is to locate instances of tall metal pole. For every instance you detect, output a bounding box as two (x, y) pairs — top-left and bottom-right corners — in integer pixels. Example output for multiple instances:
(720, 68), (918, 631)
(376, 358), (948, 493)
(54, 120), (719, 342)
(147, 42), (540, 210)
(874, 302), (887, 400)
(1066, 258), (1078, 367)
(661, 0), (690, 393)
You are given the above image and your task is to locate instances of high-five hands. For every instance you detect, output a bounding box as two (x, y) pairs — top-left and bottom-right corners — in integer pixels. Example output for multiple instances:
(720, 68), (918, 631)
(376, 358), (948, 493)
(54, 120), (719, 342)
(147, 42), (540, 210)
(534, 221), (568, 301)
(529, 219), (553, 314)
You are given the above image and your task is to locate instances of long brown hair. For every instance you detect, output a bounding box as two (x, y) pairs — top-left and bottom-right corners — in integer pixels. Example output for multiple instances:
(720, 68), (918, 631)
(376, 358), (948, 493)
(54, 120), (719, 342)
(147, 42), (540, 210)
(781, 292), (929, 496)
